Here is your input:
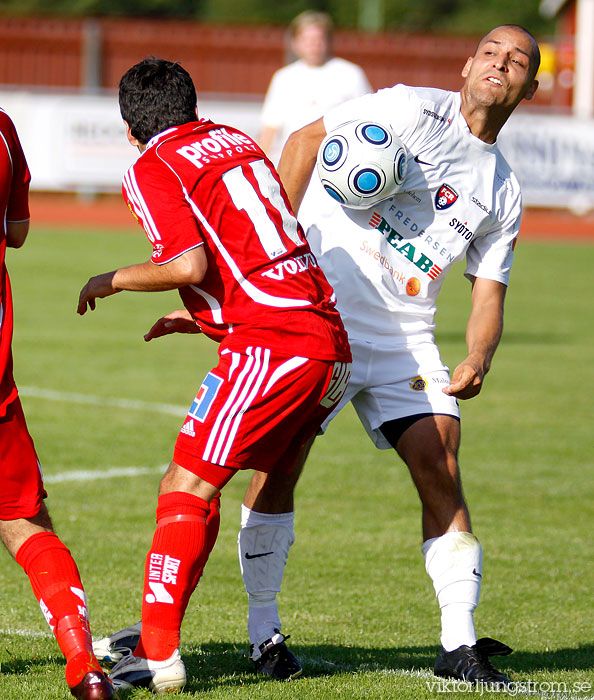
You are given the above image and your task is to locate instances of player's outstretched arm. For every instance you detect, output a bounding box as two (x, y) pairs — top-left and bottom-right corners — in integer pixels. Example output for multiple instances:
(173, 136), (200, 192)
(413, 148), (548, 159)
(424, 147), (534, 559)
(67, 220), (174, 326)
(278, 117), (327, 214)
(443, 277), (507, 400)
(77, 246), (207, 315)
(144, 309), (201, 342)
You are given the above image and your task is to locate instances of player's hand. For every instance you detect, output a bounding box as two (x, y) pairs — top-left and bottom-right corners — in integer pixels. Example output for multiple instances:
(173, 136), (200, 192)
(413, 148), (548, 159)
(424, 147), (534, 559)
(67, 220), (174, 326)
(144, 309), (201, 341)
(77, 272), (119, 315)
(443, 359), (484, 400)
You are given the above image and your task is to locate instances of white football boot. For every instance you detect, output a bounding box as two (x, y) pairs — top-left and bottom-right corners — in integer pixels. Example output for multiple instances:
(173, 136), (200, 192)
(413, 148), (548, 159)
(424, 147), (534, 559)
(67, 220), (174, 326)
(109, 648), (187, 694)
(92, 622), (142, 669)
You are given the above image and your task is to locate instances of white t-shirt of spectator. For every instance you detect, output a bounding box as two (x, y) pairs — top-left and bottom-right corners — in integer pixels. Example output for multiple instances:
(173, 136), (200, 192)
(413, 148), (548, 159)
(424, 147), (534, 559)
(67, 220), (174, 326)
(261, 57), (371, 162)
(300, 84), (522, 345)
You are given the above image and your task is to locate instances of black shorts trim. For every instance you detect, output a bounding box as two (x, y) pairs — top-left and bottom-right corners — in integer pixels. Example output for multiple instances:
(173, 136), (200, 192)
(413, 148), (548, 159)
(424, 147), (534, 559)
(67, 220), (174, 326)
(379, 412), (460, 449)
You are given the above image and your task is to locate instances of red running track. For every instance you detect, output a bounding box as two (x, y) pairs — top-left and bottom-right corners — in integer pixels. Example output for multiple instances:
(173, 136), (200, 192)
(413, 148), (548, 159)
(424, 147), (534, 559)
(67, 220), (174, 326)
(29, 192), (594, 242)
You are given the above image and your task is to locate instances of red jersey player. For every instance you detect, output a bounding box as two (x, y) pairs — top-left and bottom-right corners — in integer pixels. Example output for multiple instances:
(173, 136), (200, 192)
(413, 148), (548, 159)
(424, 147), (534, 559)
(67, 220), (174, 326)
(0, 110), (113, 699)
(77, 58), (351, 694)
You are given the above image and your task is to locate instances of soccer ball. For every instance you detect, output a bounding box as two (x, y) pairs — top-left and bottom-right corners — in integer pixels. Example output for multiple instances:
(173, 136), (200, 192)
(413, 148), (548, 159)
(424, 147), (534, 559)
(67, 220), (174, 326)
(316, 120), (408, 209)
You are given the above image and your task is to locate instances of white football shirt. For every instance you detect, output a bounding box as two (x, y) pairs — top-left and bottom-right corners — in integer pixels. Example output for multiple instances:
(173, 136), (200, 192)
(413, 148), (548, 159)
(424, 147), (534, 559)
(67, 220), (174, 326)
(300, 84), (522, 344)
(261, 57), (371, 162)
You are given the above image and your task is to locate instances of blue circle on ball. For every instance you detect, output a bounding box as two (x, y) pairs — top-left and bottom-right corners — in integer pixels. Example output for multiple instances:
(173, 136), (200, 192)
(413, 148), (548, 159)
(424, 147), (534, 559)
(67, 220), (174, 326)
(323, 140), (343, 165)
(355, 169), (380, 193)
(324, 184), (345, 202)
(362, 124), (388, 145)
(397, 153), (406, 181)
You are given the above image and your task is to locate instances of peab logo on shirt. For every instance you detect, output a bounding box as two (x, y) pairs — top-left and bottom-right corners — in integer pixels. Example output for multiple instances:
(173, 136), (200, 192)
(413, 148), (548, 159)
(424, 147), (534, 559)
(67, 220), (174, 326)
(368, 211), (443, 281)
(435, 184), (458, 210)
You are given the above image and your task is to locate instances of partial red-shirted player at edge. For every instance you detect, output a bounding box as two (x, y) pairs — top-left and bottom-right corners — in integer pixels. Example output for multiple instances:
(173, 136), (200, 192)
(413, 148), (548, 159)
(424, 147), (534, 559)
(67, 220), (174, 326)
(77, 58), (351, 694)
(0, 109), (114, 699)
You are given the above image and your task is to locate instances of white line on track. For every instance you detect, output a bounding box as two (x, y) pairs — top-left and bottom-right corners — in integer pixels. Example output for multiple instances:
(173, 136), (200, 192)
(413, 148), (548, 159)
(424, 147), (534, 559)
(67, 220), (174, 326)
(0, 627), (52, 638)
(19, 386), (187, 417)
(16, 387), (179, 484)
(44, 465), (168, 484)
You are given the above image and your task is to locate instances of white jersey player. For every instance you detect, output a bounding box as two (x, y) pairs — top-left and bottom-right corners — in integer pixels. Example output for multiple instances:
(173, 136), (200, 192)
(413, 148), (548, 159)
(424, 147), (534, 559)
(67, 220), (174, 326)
(297, 83), (522, 444)
(239, 25), (541, 685)
(304, 84), (521, 342)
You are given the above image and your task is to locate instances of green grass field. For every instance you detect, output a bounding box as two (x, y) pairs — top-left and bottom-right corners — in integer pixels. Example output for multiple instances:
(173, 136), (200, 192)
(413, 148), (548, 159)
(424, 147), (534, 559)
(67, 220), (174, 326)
(0, 226), (592, 699)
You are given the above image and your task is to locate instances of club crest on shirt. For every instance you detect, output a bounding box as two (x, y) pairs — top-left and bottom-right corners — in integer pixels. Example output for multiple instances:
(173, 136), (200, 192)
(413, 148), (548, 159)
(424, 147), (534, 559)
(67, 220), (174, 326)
(409, 376), (427, 392)
(435, 184), (458, 210)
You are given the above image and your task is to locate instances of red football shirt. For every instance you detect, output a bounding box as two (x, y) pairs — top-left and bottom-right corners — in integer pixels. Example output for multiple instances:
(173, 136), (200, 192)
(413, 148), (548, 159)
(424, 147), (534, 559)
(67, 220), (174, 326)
(123, 120), (350, 362)
(0, 109), (31, 416)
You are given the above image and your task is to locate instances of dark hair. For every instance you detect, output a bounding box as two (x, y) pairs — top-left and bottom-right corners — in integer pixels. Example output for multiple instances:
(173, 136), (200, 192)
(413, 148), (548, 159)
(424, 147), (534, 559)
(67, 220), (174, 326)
(119, 57), (197, 144)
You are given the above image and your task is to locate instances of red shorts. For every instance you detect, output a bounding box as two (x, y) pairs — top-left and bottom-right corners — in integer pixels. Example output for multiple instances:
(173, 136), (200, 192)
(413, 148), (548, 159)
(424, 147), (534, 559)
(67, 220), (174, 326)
(173, 345), (351, 489)
(0, 397), (46, 520)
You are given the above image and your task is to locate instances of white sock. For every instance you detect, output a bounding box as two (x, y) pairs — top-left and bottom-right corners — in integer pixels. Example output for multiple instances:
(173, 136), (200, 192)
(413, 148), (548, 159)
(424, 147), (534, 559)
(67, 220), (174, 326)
(422, 531), (483, 652)
(238, 505), (295, 653)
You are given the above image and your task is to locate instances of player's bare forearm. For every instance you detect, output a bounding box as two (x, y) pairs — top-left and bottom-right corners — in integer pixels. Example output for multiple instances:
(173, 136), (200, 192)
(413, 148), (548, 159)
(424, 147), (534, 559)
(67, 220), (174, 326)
(144, 309), (201, 342)
(278, 118), (326, 214)
(465, 278), (506, 373)
(6, 220), (30, 248)
(77, 271), (119, 314)
(444, 278), (506, 400)
(77, 247), (207, 315)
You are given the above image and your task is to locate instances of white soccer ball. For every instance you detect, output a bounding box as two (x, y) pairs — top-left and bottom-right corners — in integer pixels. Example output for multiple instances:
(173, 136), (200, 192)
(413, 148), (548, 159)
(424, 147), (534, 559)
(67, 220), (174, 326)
(316, 120), (408, 210)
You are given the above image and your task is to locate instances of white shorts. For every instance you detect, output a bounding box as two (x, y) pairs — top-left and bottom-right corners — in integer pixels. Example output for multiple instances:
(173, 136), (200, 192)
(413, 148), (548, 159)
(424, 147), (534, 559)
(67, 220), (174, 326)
(322, 336), (460, 449)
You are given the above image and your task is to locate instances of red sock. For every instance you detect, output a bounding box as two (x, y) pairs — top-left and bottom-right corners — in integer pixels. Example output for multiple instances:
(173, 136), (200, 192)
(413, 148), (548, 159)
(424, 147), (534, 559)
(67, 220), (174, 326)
(16, 531), (101, 688)
(194, 493), (220, 587)
(135, 492), (217, 661)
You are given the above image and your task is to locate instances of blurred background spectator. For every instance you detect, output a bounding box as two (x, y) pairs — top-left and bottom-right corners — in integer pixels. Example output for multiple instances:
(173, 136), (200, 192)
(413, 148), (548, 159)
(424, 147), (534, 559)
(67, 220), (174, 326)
(259, 10), (371, 162)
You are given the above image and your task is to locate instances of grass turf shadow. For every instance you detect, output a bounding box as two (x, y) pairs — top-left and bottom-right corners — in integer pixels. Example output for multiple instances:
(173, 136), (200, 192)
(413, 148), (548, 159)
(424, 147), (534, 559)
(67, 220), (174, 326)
(1, 641), (591, 694)
(179, 642), (594, 692)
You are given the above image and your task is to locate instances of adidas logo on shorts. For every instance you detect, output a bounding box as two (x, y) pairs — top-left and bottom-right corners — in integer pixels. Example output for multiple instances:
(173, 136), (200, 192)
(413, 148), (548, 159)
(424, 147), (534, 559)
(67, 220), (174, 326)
(181, 419), (196, 437)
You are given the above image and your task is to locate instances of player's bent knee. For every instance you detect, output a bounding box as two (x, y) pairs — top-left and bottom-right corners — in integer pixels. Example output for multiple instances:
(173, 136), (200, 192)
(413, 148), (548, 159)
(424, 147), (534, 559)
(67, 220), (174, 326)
(244, 467), (302, 513)
(159, 460), (221, 500)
